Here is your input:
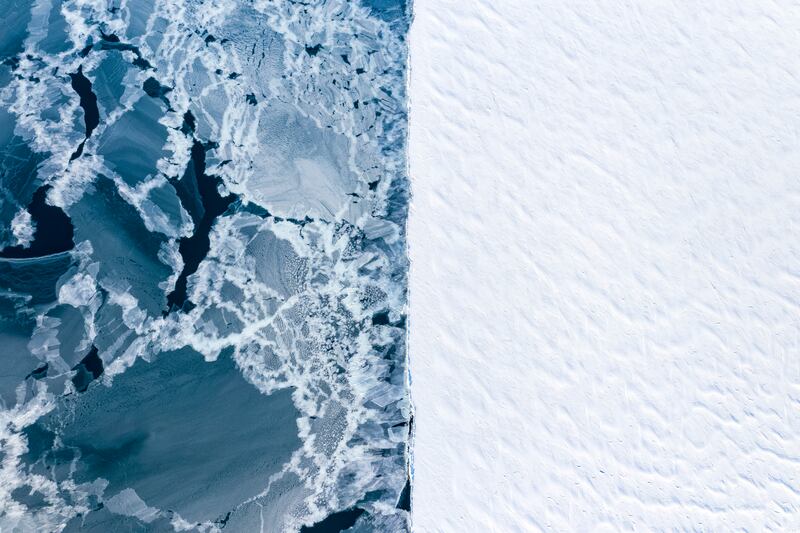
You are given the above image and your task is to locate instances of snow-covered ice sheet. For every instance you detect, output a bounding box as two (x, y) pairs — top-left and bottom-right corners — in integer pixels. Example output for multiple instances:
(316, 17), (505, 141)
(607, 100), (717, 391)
(410, 2), (800, 531)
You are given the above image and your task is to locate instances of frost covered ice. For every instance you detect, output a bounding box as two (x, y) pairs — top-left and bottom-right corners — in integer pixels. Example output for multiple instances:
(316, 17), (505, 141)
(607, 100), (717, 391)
(411, 1), (800, 531)
(0, 0), (410, 531)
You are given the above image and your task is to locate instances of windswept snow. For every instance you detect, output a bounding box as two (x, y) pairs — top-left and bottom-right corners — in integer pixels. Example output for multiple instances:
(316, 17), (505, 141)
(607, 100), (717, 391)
(410, 2), (800, 531)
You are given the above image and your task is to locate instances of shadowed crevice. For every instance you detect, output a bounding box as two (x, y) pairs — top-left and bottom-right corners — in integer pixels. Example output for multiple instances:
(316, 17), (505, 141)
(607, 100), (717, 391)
(0, 185), (74, 258)
(165, 141), (237, 313)
(69, 66), (99, 138)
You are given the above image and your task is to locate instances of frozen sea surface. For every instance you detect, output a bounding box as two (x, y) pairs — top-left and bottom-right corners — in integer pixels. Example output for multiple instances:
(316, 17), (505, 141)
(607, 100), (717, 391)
(0, 0), (410, 531)
(411, 1), (800, 532)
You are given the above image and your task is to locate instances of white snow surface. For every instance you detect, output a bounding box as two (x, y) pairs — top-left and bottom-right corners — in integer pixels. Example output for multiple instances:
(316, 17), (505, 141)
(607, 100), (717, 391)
(409, 2), (800, 531)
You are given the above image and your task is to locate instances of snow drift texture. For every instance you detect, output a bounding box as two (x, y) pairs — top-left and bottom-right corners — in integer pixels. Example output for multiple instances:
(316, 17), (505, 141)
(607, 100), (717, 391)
(0, 0), (411, 531)
(410, 1), (800, 531)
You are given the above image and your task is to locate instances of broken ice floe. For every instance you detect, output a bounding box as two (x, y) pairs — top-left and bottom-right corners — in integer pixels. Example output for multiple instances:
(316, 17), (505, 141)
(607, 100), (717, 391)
(0, 0), (410, 531)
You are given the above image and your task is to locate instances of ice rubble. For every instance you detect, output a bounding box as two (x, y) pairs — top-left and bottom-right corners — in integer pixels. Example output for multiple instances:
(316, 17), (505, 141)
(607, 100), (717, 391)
(0, 0), (410, 531)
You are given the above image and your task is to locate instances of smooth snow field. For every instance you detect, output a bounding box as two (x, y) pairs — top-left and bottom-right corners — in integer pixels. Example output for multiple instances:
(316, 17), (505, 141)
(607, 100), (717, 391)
(410, 2), (800, 531)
